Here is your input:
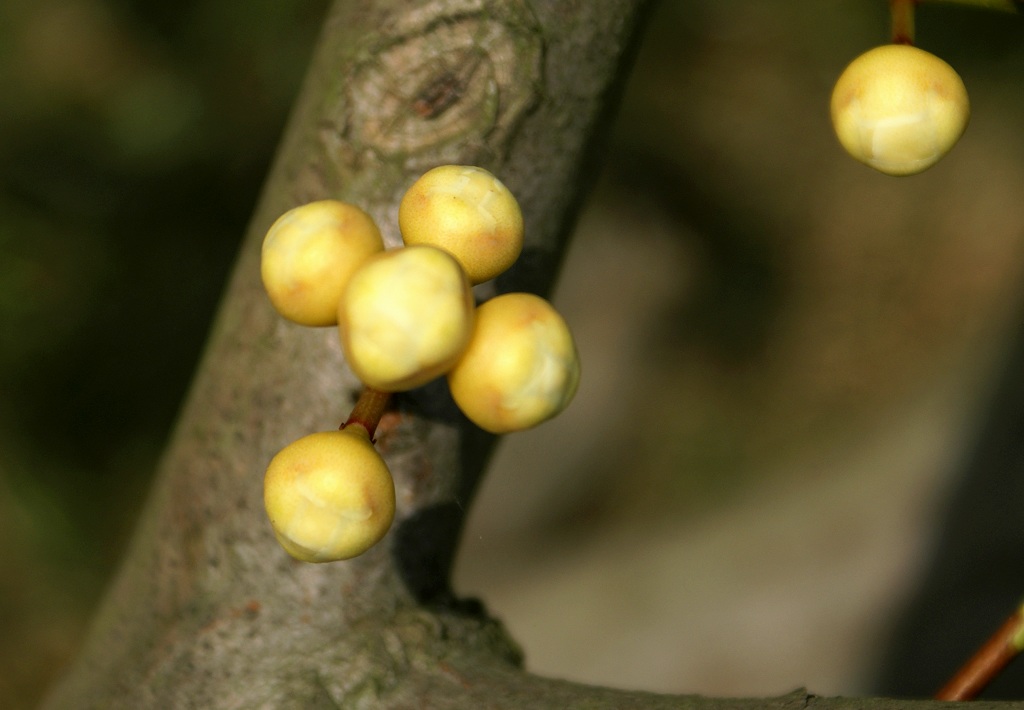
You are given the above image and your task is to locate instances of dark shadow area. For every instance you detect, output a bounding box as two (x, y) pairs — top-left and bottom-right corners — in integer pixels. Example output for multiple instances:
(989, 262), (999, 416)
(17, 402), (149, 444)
(872, 311), (1024, 699)
(606, 148), (790, 366)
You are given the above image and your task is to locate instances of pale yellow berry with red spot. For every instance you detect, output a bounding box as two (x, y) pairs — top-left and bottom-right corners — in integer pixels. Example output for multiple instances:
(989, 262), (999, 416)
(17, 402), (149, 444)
(831, 44), (969, 176)
(398, 165), (524, 284)
(261, 200), (384, 326)
(448, 292), (580, 434)
(263, 428), (395, 563)
(339, 245), (474, 392)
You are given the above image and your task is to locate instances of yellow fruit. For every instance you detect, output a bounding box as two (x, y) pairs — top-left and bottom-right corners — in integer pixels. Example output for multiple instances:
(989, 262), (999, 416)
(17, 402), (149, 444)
(448, 292), (579, 434)
(263, 429), (395, 562)
(830, 44), (969, 176)
(339, 245), (474, 391)
(399, 165), (524, 284)
(261, 200), (384, 326)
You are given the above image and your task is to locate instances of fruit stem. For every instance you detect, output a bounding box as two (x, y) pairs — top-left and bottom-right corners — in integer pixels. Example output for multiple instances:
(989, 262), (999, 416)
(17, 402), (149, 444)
(890, 0), (917, 45)
(935, 601), (1024, 700)
(341, 387), (392, 441)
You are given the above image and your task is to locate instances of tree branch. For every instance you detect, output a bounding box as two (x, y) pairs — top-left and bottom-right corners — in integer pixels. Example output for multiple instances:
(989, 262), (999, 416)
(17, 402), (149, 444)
(38, 0), (1021, 708)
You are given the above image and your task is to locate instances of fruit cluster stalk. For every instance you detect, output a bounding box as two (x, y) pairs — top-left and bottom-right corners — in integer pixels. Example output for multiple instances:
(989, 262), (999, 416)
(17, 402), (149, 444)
(890, 0), (917, 45)
(342, 387), (393, 441)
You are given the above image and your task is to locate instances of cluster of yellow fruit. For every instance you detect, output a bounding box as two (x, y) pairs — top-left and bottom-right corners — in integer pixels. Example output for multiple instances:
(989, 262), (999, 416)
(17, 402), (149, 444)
(830, 43), (970, 176)
(258, 165), (580, 563)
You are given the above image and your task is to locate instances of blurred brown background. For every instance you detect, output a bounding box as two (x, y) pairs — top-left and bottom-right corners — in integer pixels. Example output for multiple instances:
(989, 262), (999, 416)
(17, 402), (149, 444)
(3, 1), (1024, 707)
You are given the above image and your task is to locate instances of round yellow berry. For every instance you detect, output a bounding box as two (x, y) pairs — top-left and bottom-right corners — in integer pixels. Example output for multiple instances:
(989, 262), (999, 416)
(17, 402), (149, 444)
(263, 428), (395, 563)
(398, 165), (524, 284)
(830, 44), (969, 176)
(339, 245), (474, 392)
(261, 200), (384, 326)
(448, 292), (580, 434)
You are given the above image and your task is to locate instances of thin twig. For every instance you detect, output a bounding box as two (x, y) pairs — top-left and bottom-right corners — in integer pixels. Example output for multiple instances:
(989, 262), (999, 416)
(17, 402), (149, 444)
(935, 602), (1024, 700)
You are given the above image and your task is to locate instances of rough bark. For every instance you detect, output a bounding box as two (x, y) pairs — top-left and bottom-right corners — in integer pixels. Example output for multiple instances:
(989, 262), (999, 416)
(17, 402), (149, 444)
(37, 1), (1017, 708)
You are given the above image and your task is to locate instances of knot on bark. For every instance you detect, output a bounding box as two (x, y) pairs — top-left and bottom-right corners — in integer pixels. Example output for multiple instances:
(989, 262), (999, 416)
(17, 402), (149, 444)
(329, 0), (543, 168)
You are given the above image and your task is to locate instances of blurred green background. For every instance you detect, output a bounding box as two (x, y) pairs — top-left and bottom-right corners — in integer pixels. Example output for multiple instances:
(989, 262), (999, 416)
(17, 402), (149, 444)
(0, 0), (329, 704)
(3, 0), (1024, 707)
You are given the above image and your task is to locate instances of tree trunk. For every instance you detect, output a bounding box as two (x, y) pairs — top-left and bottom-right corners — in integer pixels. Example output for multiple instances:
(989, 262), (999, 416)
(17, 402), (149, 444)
(37, 1), (1015, 708)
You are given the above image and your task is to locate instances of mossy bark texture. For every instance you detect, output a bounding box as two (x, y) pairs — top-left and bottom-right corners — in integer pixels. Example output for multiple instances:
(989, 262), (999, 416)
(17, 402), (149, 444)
(38, 1), (1006, 708)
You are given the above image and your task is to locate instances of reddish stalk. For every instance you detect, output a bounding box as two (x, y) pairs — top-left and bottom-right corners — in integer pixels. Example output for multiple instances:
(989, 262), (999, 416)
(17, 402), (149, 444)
(341, 387), (392, 440)
(935, 604), (1024, 701)
(890, 0), (917, 45)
